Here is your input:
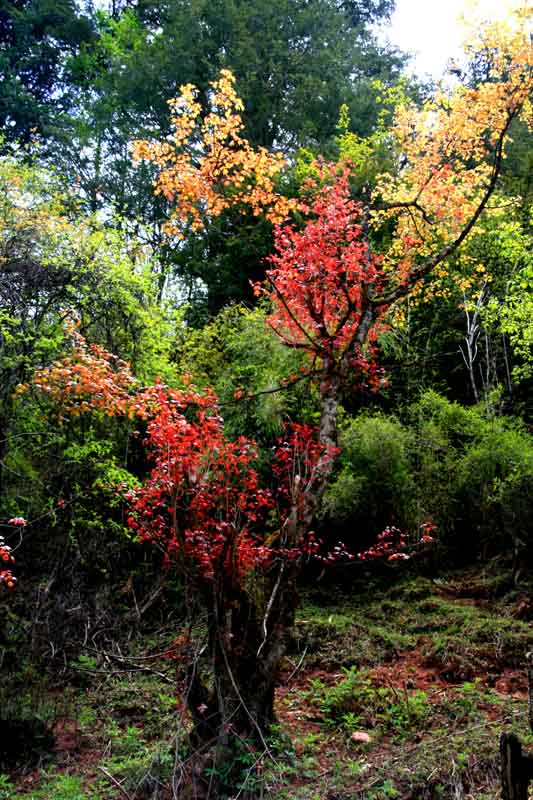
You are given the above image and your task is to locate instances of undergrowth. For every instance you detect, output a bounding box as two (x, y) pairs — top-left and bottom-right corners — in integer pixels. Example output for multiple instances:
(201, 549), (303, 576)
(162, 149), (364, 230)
(2, 565), (532, 799)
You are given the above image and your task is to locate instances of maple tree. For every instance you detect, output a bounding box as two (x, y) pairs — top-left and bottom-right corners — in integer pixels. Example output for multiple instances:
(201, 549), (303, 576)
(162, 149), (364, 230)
(252, 6), (532, 470)
(23, 177), (431, 784)
(25, 327), (337, 782)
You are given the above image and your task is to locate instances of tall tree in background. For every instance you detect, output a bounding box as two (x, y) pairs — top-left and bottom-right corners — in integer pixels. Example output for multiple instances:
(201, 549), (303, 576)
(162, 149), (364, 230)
(0, 0), (94, 143)
(67, 0), (402, 150)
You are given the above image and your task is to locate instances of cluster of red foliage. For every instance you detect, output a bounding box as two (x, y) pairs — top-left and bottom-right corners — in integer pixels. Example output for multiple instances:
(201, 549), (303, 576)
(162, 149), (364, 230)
(357, 522), (435, 562)
(24, 336), (361, 585)
(125, 388), (275, 582)
(255, 172), (387, 390)
(273, 423), (336, 505)
(24, 329), (336, 584)
(271, 423), (341, 560)
(0, 518), (24, 588)
(124, 398), (356, 581)
(357, 526), (408, 562)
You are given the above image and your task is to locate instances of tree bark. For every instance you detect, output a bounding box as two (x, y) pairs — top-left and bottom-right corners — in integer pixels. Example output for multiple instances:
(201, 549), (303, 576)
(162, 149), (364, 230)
(500, 732), (533, 800)
(184, 585), (279, 797)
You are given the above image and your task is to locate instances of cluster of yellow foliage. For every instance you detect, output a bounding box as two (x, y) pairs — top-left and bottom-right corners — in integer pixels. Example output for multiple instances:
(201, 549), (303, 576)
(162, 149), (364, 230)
(0, 159), (74, 270)
(133, 70), (297, 236)
(373, 7), (533, 278)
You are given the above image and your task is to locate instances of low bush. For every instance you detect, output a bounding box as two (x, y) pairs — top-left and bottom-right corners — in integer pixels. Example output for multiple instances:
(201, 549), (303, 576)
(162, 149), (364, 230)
(322, 391), (533, 565)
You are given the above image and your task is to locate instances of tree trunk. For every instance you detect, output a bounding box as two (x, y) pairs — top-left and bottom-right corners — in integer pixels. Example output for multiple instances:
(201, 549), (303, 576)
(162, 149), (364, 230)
(500, 732), (533, 800)
(182, 359), (343, 796)
(183, 583), (281, 797)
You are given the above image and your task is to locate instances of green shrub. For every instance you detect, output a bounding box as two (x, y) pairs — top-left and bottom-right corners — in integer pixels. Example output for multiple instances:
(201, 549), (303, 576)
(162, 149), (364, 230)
(321, 391), (533, 564)
(322, 413), (416, 542)
(413, 391), (533, 561)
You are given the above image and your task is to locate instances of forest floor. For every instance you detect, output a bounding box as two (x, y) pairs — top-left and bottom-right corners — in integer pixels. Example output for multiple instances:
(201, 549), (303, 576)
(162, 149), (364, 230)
(2, 564), (532, 800)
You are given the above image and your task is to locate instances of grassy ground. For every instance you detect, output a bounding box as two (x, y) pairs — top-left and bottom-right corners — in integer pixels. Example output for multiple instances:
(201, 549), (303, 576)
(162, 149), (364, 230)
(2, 565), (532, 799)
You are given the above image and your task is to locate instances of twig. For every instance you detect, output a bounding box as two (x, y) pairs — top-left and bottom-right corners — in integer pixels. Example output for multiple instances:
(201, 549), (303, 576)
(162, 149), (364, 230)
(218, 368), (320, 408)
(70, 663), (173, 684)
(285, 646), (308, 685)
(97, 766), (133, 800)
(82, 643), (177, 662)
(257, 562), (284, 657)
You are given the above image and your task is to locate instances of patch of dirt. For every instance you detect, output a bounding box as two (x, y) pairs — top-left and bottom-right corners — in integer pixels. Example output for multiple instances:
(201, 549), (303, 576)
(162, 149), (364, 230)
(274, 624), (530, 796)
(10, 577), (531, 800)
(493, 668), (529, 700)
(421, 651), (478, 683)
(51, 717), (81, 753)
(366, 652), (448, 692)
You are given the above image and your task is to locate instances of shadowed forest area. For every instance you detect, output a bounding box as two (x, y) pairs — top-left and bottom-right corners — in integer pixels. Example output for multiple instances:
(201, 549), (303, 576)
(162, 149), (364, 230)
(1, 1), (533, 798)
